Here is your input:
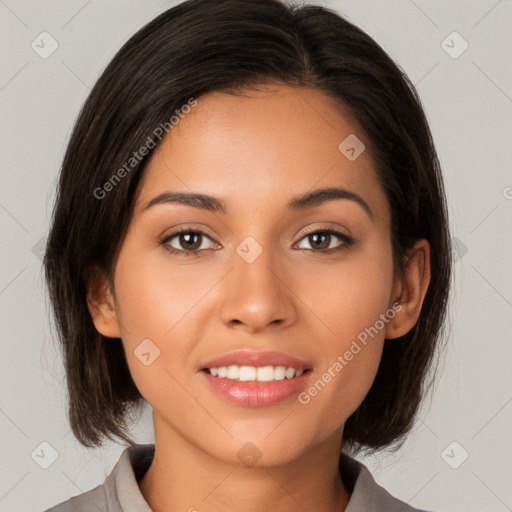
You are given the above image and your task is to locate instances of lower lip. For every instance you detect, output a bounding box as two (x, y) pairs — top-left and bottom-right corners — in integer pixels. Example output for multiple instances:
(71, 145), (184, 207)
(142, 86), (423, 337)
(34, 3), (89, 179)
(201, 370), (310, 407)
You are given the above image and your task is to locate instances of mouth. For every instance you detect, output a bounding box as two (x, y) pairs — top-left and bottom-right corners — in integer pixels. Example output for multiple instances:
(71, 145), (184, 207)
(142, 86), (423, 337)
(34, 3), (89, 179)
(199, 351), (312, 407)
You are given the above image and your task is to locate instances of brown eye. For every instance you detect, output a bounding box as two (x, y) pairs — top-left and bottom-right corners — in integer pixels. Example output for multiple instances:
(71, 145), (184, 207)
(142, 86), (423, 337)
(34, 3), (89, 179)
(308, 232), (332, 250)
(160, 229), (218, 256)
(296, 229), (354, 253)
(176, 232), (203, 251)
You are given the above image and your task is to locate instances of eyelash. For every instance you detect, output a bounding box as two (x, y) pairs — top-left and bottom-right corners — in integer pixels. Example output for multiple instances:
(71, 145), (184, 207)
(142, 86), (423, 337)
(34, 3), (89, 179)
(159, 225), (354, 258)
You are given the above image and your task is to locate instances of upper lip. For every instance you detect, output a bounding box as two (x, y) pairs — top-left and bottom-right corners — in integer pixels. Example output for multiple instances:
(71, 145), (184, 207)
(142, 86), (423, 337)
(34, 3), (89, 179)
(200, 350), (310, 371)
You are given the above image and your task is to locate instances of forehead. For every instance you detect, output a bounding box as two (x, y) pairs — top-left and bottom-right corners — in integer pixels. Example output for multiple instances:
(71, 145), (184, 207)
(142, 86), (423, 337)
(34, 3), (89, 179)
(136, 85), (388, 221)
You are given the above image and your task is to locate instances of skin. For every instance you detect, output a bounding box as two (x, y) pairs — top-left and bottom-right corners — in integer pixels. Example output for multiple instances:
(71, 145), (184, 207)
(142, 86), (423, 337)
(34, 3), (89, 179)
(88, 84), (431, 512)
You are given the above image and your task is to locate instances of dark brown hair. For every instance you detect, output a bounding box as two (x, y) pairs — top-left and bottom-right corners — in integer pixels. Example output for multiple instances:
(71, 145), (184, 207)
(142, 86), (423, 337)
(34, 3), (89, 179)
(44, 0), (452, 452)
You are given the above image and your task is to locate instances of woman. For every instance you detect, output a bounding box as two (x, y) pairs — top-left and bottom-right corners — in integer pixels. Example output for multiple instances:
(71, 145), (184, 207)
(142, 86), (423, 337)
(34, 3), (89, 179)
(43, 0), (452, 510)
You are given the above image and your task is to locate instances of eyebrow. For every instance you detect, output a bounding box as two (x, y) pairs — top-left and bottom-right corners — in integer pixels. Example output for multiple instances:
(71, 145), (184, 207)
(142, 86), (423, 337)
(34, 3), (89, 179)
(142, 186), (374, 220)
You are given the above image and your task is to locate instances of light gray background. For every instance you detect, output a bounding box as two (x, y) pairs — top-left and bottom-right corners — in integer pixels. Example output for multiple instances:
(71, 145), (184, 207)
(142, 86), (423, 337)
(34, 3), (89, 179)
(1, 1), (511, 511)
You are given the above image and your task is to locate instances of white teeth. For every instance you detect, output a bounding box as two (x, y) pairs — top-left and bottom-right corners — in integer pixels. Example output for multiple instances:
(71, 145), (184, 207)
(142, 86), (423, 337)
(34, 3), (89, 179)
(227, 365), (238, 379)
(239, 366), (256, 382)
(274, 366), (286, 380)
(257, 366), (274, 382)
(285, 367), (295, 379)
(207, 365), (304, 382)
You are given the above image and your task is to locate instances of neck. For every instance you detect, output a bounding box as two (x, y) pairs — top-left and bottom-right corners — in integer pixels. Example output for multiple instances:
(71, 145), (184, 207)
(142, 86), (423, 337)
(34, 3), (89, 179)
(138, 416), (350, 512)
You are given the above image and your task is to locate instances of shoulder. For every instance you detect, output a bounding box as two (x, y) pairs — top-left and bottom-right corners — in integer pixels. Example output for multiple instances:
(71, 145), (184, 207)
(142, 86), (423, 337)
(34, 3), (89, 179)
(40, 443), (154, 512)
(340, 453), (436, 512)
(41, 484), (108, 512)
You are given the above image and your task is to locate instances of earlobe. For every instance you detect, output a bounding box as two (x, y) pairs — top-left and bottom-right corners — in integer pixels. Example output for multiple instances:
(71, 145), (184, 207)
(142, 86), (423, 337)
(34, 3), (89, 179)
(385, 239), (431, 340)
(86, 266), (122, 339)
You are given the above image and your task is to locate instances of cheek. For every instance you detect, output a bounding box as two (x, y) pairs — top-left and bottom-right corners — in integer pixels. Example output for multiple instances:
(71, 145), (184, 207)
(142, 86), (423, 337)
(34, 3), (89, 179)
(297, 309), (386, 441)
(112, 239), (219, 340)
(299, 235), (395, 347)
(294, 238), (394, 424)
(109, 242), (197, 385)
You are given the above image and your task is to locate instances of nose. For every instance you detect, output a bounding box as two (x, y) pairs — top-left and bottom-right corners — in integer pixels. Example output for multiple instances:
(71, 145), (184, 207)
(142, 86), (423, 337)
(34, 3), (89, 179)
(219, 243), (297, 333)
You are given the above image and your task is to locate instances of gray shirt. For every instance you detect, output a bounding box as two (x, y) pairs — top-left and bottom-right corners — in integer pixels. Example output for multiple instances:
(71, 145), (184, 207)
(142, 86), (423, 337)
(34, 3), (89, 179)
(42, 443), (431, 512)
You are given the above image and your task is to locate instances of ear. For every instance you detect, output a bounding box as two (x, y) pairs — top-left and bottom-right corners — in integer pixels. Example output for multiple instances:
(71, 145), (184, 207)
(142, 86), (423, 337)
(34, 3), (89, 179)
(86, 265), (122, 339)
(385, 239), (431, 339)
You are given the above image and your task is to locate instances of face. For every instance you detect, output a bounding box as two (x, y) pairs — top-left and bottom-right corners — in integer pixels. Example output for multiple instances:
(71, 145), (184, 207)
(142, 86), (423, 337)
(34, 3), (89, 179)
(97, 85), (405, 466)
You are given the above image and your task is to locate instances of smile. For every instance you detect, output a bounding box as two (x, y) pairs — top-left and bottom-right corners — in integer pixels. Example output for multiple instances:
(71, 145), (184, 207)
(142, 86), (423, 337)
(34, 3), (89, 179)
(200, 351), (311, 407)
